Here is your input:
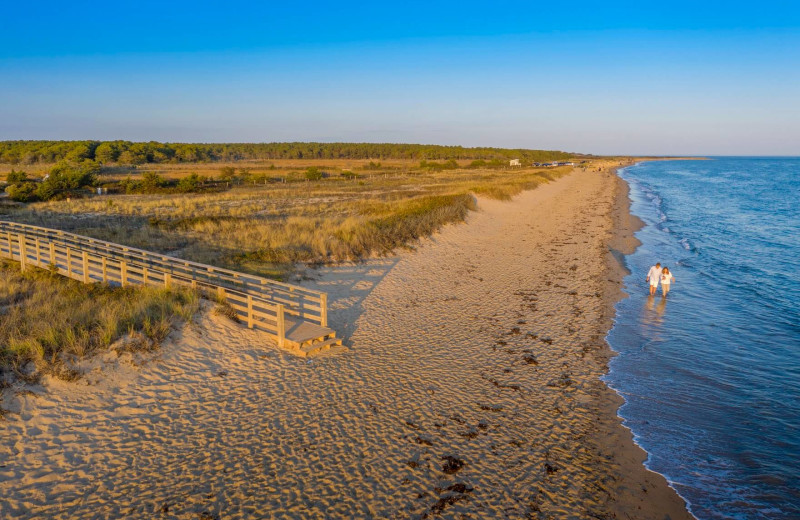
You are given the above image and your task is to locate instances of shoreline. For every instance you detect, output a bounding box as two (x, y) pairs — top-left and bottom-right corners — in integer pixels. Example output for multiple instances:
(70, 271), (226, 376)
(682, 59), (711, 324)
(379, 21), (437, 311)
(593, 165), (694, 518)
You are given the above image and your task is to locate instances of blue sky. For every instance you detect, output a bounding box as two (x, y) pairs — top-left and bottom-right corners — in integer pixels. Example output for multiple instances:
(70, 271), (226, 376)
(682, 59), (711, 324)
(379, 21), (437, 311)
(1, 1), (799, 155)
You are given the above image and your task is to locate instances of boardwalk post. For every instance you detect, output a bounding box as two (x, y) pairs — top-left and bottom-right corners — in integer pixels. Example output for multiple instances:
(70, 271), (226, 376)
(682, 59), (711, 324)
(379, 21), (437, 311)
(143, 266), (149, 286)
(120, 261), (127, 287)
(17, 235), (26, 271)
(164, 272), (172, 288)
(276, 304), (285, 347)
(66, 248), (72, 278)
(35, 238), (41, 266)
(82, 251), (89, 283)
(102, 257), (108, 283)
(5, 232), (12, 260)
(217, 286), (226, 302)
(247, 295), (254, 329)
(320, 293), (328, 327)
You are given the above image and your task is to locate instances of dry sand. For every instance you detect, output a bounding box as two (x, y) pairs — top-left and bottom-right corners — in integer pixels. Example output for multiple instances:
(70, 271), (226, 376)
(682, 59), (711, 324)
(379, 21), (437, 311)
(0, 167), (692, 519)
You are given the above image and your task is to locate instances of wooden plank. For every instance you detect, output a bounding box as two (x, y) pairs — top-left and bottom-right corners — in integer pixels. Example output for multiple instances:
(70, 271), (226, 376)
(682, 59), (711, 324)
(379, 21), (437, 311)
(226, 300), (250, 314)
(249, 308), (279, 326)
(124, 271), (145, 284)
(283, 318), (335, 345)
(256, 292), (324, 314)
(18, 235), (26, 271)
(247, 295), (254, 329)
(81, 251), (88, 283)
(276, 305), (285, 348)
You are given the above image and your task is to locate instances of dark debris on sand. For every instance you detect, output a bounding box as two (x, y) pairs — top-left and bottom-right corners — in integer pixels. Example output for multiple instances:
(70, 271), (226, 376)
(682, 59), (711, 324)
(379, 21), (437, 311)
(423, 481), (475, 518)
(441, 455), (465, 474)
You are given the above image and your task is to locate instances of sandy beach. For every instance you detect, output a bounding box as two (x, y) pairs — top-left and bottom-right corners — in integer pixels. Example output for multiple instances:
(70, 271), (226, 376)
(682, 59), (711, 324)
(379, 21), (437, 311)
(0, 167), (692, 519)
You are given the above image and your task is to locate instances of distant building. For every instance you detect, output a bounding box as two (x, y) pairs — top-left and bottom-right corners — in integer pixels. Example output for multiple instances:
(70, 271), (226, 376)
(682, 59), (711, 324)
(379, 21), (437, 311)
(509, 159), (521, 167)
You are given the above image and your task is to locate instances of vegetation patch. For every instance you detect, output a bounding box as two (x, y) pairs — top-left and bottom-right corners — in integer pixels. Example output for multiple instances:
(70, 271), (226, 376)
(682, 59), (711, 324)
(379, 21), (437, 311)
(4, 161), (99, 202)
(0, 260), (199, 383)
(363, 193), (477, 252)
(212, 299), (241, 323)
(3, 158), (573, 279)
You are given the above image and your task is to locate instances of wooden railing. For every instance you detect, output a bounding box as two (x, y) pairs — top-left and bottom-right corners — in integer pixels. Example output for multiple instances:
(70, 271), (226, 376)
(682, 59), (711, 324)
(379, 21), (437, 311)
(0, 221), (330, 346)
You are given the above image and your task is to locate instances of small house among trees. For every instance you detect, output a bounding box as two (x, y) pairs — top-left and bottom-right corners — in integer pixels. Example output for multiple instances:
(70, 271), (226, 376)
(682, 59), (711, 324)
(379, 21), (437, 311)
(509, 159), (521, 167)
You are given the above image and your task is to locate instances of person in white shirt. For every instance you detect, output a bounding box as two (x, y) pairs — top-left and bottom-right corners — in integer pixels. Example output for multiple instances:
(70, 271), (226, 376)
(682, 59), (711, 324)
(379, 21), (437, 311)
(646, 262), (662, 295)
(660, 267), (675, 296)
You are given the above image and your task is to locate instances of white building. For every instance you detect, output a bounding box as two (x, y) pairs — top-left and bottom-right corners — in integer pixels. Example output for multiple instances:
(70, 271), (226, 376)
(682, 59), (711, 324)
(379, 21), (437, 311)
(509, 159), (521, 167)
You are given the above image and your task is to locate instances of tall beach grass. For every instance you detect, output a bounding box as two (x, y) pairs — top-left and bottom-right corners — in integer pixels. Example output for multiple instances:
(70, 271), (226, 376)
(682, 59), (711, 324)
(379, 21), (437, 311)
(0, 260), (198, 384)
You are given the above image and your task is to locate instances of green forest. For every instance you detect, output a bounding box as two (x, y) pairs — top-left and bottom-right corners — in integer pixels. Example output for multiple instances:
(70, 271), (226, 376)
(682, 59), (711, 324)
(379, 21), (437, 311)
(0, 140), (574, 165)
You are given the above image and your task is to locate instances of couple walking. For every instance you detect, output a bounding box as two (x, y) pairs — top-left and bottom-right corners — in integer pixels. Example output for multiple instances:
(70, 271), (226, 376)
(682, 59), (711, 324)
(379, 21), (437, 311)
(646, 262), (675, 296)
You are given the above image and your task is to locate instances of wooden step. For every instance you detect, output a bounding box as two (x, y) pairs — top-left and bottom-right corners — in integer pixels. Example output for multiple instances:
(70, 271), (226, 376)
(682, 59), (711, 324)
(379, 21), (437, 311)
(283, 318), (336, 348)
(297, 337), (343, 357)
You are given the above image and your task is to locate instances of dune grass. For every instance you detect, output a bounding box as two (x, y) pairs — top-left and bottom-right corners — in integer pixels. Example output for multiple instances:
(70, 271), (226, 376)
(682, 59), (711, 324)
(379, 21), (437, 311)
(4, 163), (572, 279)
(0, 260), (199, 384)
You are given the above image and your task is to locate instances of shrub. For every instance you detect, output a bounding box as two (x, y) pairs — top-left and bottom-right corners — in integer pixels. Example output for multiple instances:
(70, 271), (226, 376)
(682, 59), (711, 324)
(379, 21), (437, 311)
(6, 182), (39, 202)
(142, 171), (165, 191)
(6, 169), (28, 183)
(177, 173), (203, 193)
(362, 161), (382, 170)
(218, 166), (237, 181)
(420, 159), (459, 171)
(304, 167), (324, 181)
(33, 161), (99, 201)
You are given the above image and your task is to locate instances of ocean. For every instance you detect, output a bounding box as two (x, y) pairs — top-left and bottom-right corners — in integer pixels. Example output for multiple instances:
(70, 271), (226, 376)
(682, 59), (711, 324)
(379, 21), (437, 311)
(605, 158), (800, 519)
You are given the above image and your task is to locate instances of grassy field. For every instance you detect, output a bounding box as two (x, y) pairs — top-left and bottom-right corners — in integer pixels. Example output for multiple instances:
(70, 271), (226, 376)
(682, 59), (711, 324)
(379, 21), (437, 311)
(0, 260), (199, 385)
(1, 160), (575, 279)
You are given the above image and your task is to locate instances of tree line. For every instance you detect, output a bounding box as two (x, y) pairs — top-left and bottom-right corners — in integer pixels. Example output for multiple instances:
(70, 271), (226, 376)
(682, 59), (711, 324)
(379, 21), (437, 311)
(0, 140), (573, 165)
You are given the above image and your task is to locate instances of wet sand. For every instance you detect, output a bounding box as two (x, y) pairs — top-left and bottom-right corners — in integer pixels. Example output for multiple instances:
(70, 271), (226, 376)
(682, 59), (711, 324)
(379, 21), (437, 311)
(0, 167), (692, 518)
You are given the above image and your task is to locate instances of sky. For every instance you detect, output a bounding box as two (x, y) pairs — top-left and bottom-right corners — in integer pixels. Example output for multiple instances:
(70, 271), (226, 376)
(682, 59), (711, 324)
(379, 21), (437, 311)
(1, 1), (799, 155)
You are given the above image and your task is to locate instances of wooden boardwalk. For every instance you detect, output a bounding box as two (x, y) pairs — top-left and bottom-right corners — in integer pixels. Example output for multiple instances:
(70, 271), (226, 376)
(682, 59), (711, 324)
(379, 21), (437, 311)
(0, 221), (341, 356)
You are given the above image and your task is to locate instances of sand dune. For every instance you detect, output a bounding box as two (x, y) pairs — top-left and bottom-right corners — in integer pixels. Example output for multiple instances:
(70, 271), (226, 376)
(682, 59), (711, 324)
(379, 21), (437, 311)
(0, 168), (690, 519)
